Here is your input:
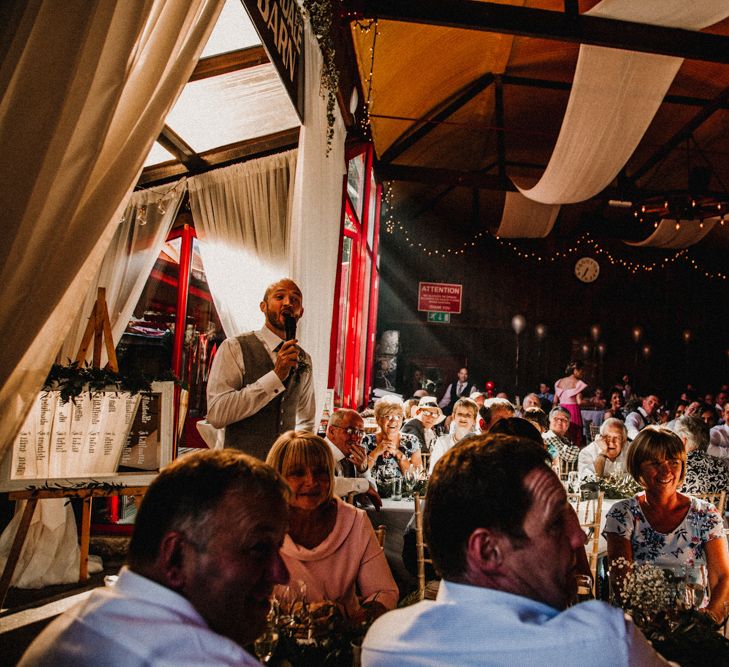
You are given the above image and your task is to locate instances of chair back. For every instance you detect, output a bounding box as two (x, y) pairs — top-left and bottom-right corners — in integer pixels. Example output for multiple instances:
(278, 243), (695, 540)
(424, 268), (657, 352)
(695, 490), (726, 515)
(589, 423), (600, 441)
(568, 490), (604, 597)
(420, 451), (430, 472)
(374, 524), (386, 548)
(413, 492), (433, 600)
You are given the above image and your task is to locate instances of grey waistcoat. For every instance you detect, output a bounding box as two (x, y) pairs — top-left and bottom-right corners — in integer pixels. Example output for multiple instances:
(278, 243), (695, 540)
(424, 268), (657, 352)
(224, 332), (305, 460)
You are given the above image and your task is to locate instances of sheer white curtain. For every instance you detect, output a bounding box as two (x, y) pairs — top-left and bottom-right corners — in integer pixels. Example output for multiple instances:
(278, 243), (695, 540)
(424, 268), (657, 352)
(58, 181), (186, 365)
(289, 18), (347, 418)
(0, 0), (223, 463)
(188, 150), (299, 337)
(516, 0), (729, 204)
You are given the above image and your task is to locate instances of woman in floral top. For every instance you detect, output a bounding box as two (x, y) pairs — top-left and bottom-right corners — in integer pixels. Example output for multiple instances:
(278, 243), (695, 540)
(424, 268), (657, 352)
(603, 426), (729, 624)
(363, 395), (421, 479)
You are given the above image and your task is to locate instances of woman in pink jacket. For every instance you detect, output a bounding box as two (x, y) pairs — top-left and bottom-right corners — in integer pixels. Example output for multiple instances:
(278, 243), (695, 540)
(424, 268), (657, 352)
(266, 431), (398, 623)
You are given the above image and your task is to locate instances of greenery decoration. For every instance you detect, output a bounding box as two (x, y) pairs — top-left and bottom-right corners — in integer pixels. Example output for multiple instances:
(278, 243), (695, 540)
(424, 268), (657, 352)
(302, 0), (339, 154)
(44, 360), (178, 404)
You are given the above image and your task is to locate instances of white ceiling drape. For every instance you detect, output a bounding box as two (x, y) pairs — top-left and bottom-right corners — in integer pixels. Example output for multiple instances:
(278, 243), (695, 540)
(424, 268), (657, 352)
(515, 0), (729, 205)
(188, 150), (299, 338)
(626, 218), (718, 249)
(0, 0), (223, 464)
(495, 192), (561, 238)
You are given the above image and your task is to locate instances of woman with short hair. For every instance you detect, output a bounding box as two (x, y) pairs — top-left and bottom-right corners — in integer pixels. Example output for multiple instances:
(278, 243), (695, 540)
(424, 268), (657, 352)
(266, 431), (397, 623)
(363, 395), (422, 478)
(604, 426), (729, 624)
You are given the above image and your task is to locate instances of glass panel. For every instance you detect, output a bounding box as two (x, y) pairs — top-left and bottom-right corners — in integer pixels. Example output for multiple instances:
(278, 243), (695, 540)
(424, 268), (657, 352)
(357, 256), (373, 406)
(344, 209), (358, 233)
(367, 170), (377, 250)
(201, 0), (261, 57)
(347, 153), (365, 219)
(116, 238), (223, 448)
(166, 65), (300, 152)
(334, 237), (353, 405)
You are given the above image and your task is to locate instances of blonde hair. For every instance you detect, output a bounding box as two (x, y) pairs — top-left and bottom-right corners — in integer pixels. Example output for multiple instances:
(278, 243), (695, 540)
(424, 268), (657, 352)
(627, 426), (687, 487)
(265, 431), (335, 502)
(373, 395), (406, 421)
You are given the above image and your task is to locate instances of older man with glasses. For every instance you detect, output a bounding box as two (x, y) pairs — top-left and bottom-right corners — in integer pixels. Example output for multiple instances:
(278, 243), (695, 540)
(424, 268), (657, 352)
(578, 418), (629, 481)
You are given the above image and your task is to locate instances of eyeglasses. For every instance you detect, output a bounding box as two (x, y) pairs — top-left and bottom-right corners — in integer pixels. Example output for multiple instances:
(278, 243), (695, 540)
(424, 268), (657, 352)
(384, 414), (403, 422)
(420, 410), (437, 417)
(331, 425), (365, 439)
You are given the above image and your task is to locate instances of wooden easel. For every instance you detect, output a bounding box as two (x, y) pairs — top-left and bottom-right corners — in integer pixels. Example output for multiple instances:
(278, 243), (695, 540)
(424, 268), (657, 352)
(0, 288), (145, 608)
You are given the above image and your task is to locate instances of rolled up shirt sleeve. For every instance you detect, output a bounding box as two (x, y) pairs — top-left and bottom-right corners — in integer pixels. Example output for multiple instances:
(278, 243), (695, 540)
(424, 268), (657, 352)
(205, 338), (285, 428)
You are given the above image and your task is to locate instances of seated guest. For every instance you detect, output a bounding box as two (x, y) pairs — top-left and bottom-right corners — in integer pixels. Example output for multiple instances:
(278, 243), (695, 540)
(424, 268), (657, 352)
(521, 392), (542, 411)
(536, 380), (555, 411)
(479, 397), (515, 433)
(401, 396), (445, 453)
(490, 417), (543, 444)
(326, 408), (381, 508)
(20, 450), (290, 666)
(267, 432), (398, 623)
(578, 418), (629, 481)
(675, 415), (729, 495)
(625, 394), (661, 440)
(542, 406), (580, 468)
(604, 427), (729, 625)
(363, 395), (422, 478)
(429, 397), (478, 473)
(604, 389), (625, 422)
(708, 402), (729, 458)
(700, 403), (720, 429)
(363, 435), (668, 665)
(523, 406), (549, 434)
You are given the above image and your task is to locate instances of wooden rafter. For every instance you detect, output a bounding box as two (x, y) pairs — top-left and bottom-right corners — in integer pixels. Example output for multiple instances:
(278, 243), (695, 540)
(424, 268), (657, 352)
(190, 45), (269, 82)
(380, 73), (495, 164)
(345, 0), (729, 65)
(158, 125), (208, 173)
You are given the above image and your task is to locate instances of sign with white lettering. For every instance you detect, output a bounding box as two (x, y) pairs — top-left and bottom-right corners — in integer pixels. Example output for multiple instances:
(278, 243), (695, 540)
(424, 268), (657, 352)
(418, 282), (463, 314)
(241, 0), (305, 122)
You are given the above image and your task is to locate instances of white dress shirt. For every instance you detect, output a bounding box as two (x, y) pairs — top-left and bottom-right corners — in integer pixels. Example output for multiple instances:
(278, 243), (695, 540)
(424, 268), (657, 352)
(578, 440), (629, 481)
(19, 567), (259, 666)
(708, 424), (729, 458)
(362, 580), (668, 666)
(625, 407), (651, 440)
(206, 326), (315, 432)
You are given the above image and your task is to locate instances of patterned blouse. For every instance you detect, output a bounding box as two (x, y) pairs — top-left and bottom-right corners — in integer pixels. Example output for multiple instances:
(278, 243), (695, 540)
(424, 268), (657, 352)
(681, 450), (729, 495)
(363, 432), (420, 479)
(603, 494), (724, 577)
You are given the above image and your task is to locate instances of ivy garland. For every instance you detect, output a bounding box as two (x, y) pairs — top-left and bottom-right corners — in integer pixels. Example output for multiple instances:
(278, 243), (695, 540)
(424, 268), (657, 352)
(302, 0), (339, 154)
(44, 361), (179, 404)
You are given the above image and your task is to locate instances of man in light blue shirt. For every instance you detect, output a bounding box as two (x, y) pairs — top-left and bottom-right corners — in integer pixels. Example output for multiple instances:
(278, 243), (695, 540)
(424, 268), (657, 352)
(362, 435), (668, 666)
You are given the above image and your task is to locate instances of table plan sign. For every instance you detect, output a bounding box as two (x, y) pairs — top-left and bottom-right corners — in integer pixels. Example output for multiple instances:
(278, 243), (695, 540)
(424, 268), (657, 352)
(2, 382), (174, 489)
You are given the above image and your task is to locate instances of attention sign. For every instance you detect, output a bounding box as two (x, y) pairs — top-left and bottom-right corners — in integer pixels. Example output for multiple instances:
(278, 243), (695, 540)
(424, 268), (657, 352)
(418, 282), (462, 314)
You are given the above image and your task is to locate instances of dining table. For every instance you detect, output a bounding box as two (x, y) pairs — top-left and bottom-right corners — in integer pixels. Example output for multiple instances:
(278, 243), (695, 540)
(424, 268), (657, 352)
(366, 497), (417, 592)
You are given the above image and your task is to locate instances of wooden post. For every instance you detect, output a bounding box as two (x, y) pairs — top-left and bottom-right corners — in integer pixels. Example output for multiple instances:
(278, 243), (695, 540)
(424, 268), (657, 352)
(79, 496), (93, 581)
(75, 287), (119, 372)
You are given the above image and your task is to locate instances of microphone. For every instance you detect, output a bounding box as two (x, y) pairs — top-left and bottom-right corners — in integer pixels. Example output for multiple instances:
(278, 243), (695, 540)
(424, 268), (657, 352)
(284, 314), (297, 341)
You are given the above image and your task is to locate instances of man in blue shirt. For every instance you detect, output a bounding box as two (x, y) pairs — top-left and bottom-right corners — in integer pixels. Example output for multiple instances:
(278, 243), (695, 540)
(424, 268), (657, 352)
(363, 435), (668, 666)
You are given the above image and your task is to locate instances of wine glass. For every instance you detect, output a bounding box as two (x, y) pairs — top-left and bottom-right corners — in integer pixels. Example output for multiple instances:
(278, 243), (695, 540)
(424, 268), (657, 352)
(574, 574), (594, 603)
(403, 465), (417, 496)
(567, 471), (579, 494)
(684, 566), (707, 609)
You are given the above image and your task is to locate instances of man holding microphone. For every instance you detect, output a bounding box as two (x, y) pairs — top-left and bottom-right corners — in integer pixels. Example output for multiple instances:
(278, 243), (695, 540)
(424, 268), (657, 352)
(206, 278), (315, 460)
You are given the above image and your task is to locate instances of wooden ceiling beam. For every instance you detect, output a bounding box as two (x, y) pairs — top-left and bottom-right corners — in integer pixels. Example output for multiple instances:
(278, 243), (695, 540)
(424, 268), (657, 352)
(380, 72), (495, 163)
(345, 0), (729, 65)
(157, 126), (207, 172)
(628, 83), (729, 185)
(189, 45), (269, 82)
(376, 163), (517, 190)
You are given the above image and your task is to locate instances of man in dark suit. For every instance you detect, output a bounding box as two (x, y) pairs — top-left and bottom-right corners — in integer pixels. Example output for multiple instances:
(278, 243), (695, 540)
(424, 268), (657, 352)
(438, 367), (477, 416)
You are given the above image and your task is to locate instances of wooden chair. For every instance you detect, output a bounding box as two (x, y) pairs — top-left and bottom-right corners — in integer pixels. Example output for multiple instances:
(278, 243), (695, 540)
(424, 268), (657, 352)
(589, 423), (601, 441)
(414, 492), (434, 600)
(578, 491), (604, 596)
(374, 524), (386, 548)
(419, 451), (430, 472)
(695, 490), (726, 515)
(559, 456), (578, 478)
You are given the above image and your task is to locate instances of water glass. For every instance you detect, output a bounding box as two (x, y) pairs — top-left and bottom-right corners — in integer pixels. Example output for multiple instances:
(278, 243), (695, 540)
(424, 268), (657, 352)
(574, 574), (594, 603)
(684, 566), (707, 609)
(390, 477), (402, 501)
(567, 471), (579, 493)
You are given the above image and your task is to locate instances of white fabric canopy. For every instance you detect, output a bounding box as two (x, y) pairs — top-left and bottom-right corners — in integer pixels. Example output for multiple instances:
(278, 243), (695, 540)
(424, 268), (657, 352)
(0, 0), (223, 466)
(188, 150), (299, 338)
(58, 181), (185, 365)
(289, 18), (347, 420)
(516, 0), (729, 204)
(626, 217), (718, 249)
(495, 192), (561, 238)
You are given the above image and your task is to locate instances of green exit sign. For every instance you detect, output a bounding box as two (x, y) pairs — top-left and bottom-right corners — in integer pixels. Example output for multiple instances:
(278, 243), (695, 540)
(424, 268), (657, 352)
(427, 311), (451, 323)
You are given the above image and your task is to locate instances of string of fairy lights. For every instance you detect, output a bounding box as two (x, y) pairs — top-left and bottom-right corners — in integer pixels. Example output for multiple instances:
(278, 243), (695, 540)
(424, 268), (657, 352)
(352, 18), (378, 134)
(382, 183), (728, 281)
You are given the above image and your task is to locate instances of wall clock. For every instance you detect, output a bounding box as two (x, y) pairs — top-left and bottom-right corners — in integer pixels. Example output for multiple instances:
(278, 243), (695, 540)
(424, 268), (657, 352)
(575, 257), (600, 283)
